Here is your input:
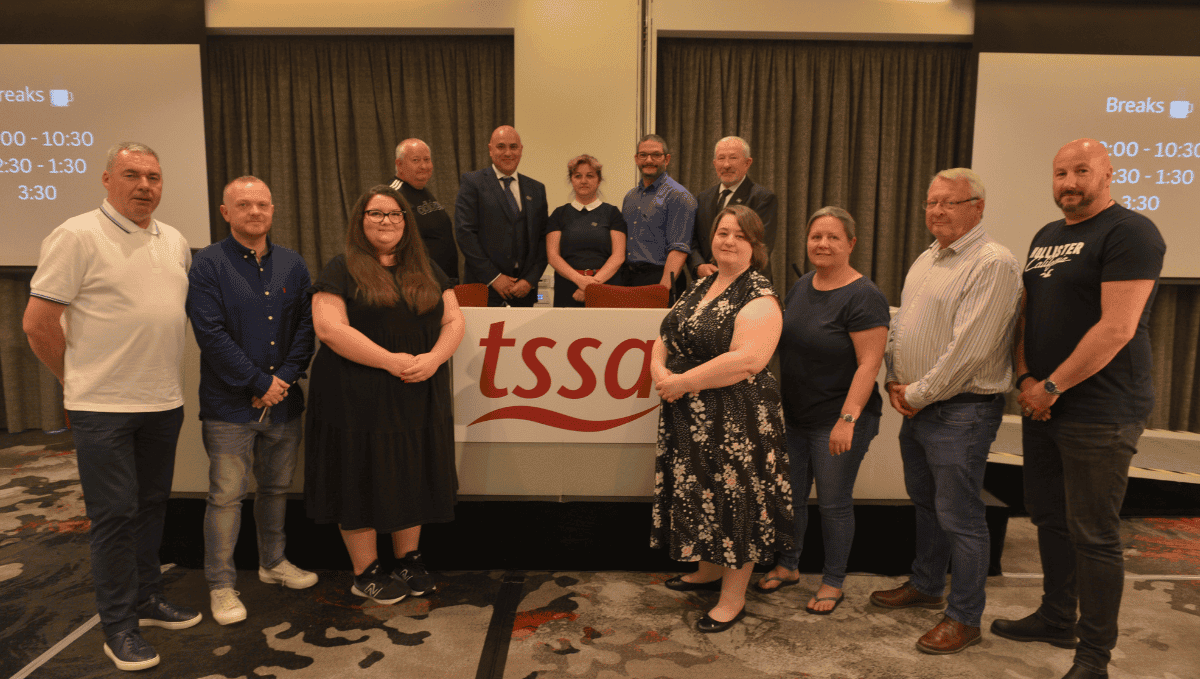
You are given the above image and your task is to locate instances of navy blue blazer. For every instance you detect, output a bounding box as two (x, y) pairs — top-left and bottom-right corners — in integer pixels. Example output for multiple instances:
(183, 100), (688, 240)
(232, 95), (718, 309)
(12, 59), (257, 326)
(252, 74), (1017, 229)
(688, 176), (778, 276)
(454, 166), (549, 287)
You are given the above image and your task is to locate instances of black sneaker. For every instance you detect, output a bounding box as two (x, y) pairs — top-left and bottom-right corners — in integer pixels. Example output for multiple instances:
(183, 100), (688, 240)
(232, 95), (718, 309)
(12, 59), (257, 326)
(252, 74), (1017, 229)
(136, 593), (202, 630)
(103, 628), (160, 671)
(393, 551), (437, 596)
(351, 560), (409, 605)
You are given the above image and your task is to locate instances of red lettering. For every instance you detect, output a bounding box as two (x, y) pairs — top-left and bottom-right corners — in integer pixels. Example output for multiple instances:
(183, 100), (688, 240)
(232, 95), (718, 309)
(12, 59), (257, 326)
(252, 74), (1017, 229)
(557, 338), (602, 399)
(512, 337), (556, 398)
(478, 321), (516, 398)
(604, 339), (654, 399)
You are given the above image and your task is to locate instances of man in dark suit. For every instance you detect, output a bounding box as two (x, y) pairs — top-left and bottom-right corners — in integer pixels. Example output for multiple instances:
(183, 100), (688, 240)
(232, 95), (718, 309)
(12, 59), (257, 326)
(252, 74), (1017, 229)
(454, 125), (548, 307)
(688, 136), (777, 280)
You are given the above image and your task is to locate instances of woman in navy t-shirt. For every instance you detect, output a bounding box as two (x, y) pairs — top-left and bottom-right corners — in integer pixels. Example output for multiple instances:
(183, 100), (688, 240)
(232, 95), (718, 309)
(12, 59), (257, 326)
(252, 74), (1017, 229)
(753, 206), (890, 615)
(545, 154), (627, 306)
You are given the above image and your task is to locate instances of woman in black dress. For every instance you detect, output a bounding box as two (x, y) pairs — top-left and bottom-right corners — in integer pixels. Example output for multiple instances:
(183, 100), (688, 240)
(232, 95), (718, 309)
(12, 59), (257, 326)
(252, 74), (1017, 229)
(545, 154), (626, 306)
(650, 204), (793, 632)
(307, 185), (464, 605)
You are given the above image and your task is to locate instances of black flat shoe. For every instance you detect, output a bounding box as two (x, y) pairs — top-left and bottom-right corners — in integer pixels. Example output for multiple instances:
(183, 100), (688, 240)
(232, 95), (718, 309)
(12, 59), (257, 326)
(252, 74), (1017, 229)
(664, 575), (722, 592)
(696, 608), (746, 633)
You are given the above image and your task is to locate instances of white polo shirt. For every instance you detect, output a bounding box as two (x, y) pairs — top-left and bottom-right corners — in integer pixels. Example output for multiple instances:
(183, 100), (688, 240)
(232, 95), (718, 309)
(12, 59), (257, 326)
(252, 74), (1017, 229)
(30, 200), (191, 412)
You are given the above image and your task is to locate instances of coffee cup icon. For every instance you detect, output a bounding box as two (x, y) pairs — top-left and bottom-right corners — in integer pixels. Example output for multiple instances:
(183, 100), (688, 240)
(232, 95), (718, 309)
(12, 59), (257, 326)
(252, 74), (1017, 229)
(49, 90), (73, 107)
(1170, 100), (1193, 119)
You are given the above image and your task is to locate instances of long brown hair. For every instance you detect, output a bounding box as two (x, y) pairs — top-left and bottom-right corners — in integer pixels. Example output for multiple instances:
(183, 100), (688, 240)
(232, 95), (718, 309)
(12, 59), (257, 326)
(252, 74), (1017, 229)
(345, 185), (440, 314)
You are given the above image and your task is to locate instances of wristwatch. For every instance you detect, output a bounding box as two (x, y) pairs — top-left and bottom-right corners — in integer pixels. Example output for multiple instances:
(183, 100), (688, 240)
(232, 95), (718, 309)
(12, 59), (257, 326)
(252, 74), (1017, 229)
(840, 413), (857, 424)
(1044, 380), (1065, 395)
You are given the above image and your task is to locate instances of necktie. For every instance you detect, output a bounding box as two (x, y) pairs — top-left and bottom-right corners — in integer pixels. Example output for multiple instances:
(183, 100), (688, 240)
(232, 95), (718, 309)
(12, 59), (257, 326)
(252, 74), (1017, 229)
(501, 176), (527, 267)
(717, 188), (732, 210)
(500, 176), (520, 217)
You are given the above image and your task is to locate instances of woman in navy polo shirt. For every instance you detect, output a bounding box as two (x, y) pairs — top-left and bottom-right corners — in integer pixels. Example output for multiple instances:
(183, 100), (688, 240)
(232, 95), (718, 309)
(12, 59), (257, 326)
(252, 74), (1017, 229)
(545, 154), (626, 306)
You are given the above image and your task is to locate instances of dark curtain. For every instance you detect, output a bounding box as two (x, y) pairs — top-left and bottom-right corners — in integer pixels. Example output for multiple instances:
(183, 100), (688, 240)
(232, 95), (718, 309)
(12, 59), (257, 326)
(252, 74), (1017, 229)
(205, 34), (514, 274)
(656, 37), (1200, 433)
(0, 34), (513, 433)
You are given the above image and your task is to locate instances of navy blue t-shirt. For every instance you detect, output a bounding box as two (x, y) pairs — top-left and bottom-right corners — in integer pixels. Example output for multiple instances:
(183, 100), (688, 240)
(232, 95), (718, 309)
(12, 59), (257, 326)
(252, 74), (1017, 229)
(779, 272), (890, 430)
(546, 202), (627, 270)
(1023, 203), (1165, 423)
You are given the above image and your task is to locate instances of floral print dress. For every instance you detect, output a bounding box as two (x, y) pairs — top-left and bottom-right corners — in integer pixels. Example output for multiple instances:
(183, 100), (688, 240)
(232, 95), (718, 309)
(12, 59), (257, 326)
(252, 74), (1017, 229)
(650, 268), (794, 568)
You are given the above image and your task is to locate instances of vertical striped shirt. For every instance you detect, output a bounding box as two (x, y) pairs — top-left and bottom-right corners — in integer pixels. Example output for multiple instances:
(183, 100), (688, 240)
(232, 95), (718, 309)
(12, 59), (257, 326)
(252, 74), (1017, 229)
(885, 222), (1022, 409)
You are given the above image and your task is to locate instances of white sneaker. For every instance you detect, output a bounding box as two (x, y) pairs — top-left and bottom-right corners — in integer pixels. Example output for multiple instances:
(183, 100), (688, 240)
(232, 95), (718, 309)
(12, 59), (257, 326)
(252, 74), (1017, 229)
(210, 588), (247, 625)
(259, 559), (318, 589)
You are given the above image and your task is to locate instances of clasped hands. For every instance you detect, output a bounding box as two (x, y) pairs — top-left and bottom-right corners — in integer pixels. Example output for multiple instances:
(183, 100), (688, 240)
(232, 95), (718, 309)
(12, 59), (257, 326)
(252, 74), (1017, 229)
(492, 275), (533, 300)
(386, 352), (439, 383)
(653, 368), (695, 403)
(1017, 379), (1055, 421)
(885, 381), (919, 419)
(251, 375), (289, 409)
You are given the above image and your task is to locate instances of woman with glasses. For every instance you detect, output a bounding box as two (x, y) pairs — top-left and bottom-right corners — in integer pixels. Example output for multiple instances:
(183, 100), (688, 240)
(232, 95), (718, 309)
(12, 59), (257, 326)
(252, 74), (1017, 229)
(753, 206), (889, 615)
(305, 185), (465, 605)
(545, 154), (626, 306)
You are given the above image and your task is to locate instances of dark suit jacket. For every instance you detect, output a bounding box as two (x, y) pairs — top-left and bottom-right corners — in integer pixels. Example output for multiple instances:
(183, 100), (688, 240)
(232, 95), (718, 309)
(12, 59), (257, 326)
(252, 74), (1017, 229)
(454, 167), (549, 287)
(688, 176), (777, 276)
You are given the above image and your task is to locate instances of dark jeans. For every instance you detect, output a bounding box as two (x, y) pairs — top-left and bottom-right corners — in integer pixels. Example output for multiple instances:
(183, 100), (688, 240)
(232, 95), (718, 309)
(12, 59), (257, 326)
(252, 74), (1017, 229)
(777, 411), (881, 587)
(898, 395), (1004, 628)
(622, 262), (687, 299)
(1022, 418), (1143, 673)
(69, 407), (184, 638)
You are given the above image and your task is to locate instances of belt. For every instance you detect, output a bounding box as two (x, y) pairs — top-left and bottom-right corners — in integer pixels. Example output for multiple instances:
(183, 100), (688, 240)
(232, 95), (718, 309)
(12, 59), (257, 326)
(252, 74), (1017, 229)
(934, 392), (1001, 405)
(574, 268), (598, 276)
(625, 262), (663, 273)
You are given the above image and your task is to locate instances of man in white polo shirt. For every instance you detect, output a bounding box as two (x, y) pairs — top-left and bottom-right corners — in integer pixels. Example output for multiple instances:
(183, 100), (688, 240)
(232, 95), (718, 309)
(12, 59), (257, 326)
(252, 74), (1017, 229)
(23, 142), (200, 672)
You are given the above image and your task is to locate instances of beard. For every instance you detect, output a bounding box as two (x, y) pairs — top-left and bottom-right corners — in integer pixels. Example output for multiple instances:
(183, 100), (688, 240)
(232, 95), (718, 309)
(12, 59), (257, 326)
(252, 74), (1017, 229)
(1055, 189), (1096, 215)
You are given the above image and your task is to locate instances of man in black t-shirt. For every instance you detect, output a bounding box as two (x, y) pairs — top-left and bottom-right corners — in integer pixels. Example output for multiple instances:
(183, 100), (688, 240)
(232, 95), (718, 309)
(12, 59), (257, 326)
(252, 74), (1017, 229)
(992, 139), (1165, 679)
(390, 138), (459, 282)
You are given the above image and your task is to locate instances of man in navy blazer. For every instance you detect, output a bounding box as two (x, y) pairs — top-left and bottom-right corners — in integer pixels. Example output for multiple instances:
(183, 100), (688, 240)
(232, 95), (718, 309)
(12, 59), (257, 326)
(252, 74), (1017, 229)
(454, 125), (548, 307)
(688, 136), (778, 280)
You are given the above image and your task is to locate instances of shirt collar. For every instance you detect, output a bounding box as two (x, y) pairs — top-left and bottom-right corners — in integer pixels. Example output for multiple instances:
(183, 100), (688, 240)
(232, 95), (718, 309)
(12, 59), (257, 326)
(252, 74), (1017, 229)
(933, 221), (986, 255)
(720, 176), (747, 195)
(571, 197), (603, 211)
(100, 199), (159, 235)
(492, 165), (516, 180)
(637, 172), (669, 193)
(226, 234), (272, 259)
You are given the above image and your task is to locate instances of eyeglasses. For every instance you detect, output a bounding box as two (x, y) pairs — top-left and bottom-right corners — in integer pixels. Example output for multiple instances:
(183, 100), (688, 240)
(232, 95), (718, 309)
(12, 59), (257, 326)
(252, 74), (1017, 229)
(365, 209), (404, 223)
(636, 152), (665, 160)
(923, 198), (979, 211)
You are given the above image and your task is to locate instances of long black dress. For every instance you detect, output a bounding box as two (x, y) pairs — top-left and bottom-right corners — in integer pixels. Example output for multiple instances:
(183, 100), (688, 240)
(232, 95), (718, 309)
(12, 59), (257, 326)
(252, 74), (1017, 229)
(305, 255), (457, 532)
(650, 268), (794, 568)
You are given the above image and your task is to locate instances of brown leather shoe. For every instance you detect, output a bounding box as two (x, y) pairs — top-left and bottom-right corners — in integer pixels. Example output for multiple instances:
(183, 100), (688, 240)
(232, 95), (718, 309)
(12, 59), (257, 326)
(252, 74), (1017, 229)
(916, 615), (982, 654)
(869, 581), (946, 609)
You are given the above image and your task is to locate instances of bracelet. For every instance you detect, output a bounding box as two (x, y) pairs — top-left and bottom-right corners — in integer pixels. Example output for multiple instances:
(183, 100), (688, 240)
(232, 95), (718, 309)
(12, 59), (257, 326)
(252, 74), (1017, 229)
(1015, 372), (1035, 389)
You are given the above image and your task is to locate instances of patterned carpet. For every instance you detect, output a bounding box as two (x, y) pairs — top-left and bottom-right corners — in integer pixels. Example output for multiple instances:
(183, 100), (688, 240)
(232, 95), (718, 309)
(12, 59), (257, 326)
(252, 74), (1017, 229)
(3, 432), (1199, 679)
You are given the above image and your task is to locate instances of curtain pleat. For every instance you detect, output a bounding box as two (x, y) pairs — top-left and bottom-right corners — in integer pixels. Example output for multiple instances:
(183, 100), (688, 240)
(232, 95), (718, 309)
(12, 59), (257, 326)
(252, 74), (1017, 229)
(656, 37), (1199, 433)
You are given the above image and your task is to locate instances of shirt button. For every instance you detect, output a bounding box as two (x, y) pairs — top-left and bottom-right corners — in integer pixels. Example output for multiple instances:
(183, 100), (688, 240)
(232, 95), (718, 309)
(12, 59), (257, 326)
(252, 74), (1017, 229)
(269, 366), (274, 370)
(270, 341), (275, 345)
(268, 316), (274, 320)
(264, 291), (270, 296)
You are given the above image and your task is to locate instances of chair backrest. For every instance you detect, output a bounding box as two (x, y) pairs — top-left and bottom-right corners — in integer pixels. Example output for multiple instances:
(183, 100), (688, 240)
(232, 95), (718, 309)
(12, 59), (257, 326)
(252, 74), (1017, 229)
(584, 283), (669, 309)
(453, 283), (489, 307)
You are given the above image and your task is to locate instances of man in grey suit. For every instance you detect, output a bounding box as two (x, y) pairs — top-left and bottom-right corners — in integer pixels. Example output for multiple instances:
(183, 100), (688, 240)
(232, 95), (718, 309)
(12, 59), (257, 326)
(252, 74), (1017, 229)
(688, 136), (777, 279)
(454, 125), (549, 307)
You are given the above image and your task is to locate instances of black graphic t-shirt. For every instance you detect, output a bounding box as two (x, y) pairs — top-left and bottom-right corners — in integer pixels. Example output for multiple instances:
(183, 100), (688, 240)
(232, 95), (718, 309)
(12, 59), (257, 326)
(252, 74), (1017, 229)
(1023, 203), (1165, 423)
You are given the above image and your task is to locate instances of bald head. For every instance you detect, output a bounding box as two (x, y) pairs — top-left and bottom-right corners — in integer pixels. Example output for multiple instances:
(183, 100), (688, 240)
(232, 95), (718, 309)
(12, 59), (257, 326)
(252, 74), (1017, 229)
(395, 138), (433, 190)
(1053, 138), (1113, 223)
(488, 126), (523, 176)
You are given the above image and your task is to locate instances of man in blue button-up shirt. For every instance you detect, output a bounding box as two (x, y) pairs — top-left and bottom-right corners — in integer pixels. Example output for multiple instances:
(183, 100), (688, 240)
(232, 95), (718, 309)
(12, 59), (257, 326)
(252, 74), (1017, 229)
(620, 134), (697, 298)
(186, 176), (317, 626)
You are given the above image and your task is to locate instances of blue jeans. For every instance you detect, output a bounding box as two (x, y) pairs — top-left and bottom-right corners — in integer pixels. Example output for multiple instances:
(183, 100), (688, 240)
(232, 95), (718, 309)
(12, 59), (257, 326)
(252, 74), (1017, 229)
(69, 407), (184, 638)
(202, 417), (302, 590)
(898, 396), (1003, 628)
(1022, 418), (1142, 673)
(777, 411), (881, 588)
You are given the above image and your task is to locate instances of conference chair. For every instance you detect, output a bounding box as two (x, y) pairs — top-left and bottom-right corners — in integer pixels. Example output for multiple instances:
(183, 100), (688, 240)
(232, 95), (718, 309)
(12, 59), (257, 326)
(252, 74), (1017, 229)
(453, 283), (489, 308)
(584, 283), (669, 309)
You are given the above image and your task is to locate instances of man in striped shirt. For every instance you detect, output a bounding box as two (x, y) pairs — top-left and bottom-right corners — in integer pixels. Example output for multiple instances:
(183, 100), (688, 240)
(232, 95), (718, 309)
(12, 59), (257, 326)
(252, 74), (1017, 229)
(870, 168), (1022, 655)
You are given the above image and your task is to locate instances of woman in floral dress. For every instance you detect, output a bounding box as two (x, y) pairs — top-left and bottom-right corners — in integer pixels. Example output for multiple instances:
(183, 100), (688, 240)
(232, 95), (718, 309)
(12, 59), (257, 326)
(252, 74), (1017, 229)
(650, 204), (793, 633)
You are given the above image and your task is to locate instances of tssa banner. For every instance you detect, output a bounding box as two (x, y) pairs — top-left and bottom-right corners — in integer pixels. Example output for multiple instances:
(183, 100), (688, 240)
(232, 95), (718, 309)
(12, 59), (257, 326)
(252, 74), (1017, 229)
(453, 307), (669, 443)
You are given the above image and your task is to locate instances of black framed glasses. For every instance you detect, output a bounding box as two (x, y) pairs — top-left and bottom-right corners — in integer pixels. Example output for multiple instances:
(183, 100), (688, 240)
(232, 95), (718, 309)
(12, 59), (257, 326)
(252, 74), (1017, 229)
(365, 209), (404, 223)
(636, 152), (665, 160)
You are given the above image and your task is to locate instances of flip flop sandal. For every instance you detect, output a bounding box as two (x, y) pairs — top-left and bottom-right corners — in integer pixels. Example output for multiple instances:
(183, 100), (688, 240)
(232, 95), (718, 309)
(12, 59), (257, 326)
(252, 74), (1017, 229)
(806, 593), (845, 615)
(751, 575), (800, 594)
